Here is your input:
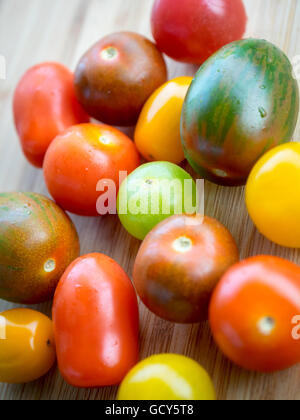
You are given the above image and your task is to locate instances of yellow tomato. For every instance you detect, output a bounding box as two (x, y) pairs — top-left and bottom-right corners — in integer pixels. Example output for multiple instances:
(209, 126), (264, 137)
(134, 77), (193, 164)
(0, 308), (56, 383)
(117, 354), (216, 400)
(246, 142), (300, 248)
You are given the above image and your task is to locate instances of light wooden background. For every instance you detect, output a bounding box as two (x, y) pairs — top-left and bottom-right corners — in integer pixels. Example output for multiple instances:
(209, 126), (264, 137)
(0, 0), (300, 401)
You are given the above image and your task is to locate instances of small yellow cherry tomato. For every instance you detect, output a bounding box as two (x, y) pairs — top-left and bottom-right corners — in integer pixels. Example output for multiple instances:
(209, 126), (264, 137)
(246, 142), (300, 248)
(0, 308), (56, 383)
(134, 77), (193, 164)
(117, 354), (216, 400)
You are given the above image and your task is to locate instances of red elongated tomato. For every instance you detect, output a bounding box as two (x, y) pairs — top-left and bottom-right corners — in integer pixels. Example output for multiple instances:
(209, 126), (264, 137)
(53, 253), (139, 388)
(13, 62), (89, 167)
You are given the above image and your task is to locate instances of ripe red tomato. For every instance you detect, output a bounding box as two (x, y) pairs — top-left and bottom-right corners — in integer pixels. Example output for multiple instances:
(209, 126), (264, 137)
(209, 256), (300, 372)
(13, 63), (89, 167)
(52, 253), (139, 388)
(43, 123), (140, 216)
(151, 0), (247, 64)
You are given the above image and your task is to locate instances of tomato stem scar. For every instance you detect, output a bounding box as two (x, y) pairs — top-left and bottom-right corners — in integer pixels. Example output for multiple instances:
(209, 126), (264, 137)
(258, 316), (276, 336)
(44, 259), (56, 273)
(101, 46), (118, 60)
(172, 236), (193, 253)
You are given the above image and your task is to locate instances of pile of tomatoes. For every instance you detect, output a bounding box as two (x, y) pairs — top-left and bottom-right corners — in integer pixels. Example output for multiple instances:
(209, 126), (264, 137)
(1, 0), (300, 401)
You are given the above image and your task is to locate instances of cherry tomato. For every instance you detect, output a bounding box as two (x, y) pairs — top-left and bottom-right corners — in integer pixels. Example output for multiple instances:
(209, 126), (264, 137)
(246, 142), (300, 248)
(43, 123), (140, 216)
(53, 253), (139, 388)
(117, 354), (216, 400)
(209, 256), (300, 372)
(133, 214), (239, 323)
(151, 0), (247, 64)
(75, 32), (167, 126)
(0, 309), (56, 384)
(13, 62), (89, 167)
(134, 77), (192, 164)
(117, 162), (197, 240)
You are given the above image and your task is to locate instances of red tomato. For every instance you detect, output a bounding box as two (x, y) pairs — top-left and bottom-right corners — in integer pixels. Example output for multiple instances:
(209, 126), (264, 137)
(151, 0), (247, 64)
(43, 123), (140, 216)
(52, 253), (139, 388)
(13, 63), (89, 167)
(209, 256), (300, 372)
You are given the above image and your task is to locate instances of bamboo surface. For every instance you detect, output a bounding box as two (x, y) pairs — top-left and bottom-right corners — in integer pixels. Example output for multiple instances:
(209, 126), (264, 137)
(0, 0), (300, 401)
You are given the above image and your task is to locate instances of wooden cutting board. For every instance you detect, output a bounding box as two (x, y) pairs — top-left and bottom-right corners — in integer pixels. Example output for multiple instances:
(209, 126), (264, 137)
(0, 0), (299, 401)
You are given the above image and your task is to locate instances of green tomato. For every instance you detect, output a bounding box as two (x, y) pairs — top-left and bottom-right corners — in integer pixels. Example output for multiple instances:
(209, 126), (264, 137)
(117, 162), (197, 240)
(117, 354), (216, 400)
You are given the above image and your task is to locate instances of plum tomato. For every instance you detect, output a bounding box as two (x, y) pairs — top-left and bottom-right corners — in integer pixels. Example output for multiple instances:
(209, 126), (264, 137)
(246, 143), (300, 248)
(13, 62), (89, 167)
(43, 123), (140, 216)
(117, 354), (216, 400)
(74, 32), (167, 126)
(209, 256), (300, 372)
(0, 192), (80, 304)
(133, 214), (239, 323)
(151, 0), (247, 64)
(117, 162), (197, 240)
(0, 309), (56, 384)
(134, 77), (192, 164)
(53, 253), (139, 388)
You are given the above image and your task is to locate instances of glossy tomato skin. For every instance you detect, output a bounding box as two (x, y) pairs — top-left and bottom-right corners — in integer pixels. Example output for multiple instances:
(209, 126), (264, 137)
(151, 0), (247, 64)
(53, 253), (139, 388)
(0, 192), (80, 304)
(75, 32), (167, 126)
(0, 309), (56, 384)
(135, 77), (192, 164)
(246, 143), (300, 248)
(209, 256), (300, 372)
(43, 123), (140, 216)
(13, 62), (89, 167)
(133, 214), (239, 323)
(117, 354), (216, 400)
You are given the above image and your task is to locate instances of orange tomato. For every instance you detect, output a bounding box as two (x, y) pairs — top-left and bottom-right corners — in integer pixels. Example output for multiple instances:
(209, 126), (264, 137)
(43, 123), (140, 216)
(53, 253), (139, 388)
(134, 77), (192, 164)
(209, 255), (300, 372)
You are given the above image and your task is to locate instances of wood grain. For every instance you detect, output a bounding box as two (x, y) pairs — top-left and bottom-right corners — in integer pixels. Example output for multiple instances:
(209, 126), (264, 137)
(0, 0), (300, 401)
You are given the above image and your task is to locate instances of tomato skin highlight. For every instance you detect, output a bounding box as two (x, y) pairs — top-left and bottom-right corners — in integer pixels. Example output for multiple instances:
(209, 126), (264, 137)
(133, 214), (239, 323)
(209, 256), (300, 372)
(13, 62), (89, 167)
(43, 123), (140, 217)
(151, 0), (247, 64)
(53, 253), (139, 388)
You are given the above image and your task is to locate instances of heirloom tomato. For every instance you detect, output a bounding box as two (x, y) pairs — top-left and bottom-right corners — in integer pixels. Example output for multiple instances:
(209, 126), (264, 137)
(13, 62), (89, 167)
(117, 162), (197, 240)
(43, 123), (140, 216)
(209, 256), (300, 372)
(53, 253), (139, 388)
(246, 143), (300, 248)
(0, 309), (56, 384)
(133, 214), (239, 323)
(151, 0), (247, 64)
(134, 77), (192, 164)
(75, 32), (167, 126)
(117, 354), (216, 400)
(0, 192), (79, 304)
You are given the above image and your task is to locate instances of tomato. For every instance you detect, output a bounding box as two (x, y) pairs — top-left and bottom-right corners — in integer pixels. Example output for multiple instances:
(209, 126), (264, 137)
(75, 32), (167, 126)
(133, 214), (239, 323)
(53, 253), (139, 387)
(117, 354), (216, 400)
(209, 256), (300, 372)
(43, 123), (140, 216)
(0, 192), (80, 304)
(13, 62), (89, 168)
(134, 77), (192, 164)
(246, 143), (300, 248)
(0, 309), (56, 384)
(151, 0), (247, 65)
(117, 162), (197, 240)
